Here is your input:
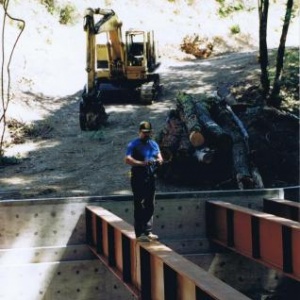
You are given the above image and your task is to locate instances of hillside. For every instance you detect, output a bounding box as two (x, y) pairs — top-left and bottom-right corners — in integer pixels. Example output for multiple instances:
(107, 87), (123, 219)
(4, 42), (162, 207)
(0, 0), (299, 199)
(2, 0), (299, 96)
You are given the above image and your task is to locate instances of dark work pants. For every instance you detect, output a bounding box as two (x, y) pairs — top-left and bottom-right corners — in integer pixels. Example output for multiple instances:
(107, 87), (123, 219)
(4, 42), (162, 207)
(131, 175), (156, 237)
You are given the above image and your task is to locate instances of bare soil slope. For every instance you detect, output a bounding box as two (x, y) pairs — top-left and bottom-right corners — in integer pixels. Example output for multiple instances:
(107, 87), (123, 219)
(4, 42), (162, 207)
(1, 50), (298, 200)
(0, 1), (299, 200)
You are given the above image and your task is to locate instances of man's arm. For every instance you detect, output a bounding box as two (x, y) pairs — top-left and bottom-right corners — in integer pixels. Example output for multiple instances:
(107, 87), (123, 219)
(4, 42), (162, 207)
(125, 155), (147, 167)
(125, 140), (147, 167)
(156, 152), (163, 165)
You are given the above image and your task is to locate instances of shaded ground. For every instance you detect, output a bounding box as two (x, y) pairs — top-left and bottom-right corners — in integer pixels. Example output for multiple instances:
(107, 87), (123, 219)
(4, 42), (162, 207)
(0, 51), (299, 200)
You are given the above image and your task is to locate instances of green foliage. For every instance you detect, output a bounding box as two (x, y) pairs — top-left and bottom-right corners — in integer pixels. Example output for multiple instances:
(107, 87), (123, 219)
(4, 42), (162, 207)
(39, 1), (77, 25)
(268, 48), (299, 112)
(280, 48), (299, 108)
(17, 21), (25, 31)
(282, 48), (299, 87)
(216, 0), (245, 18)
(0, 154), (21, 166)
(59, 4), (76, 25)
(84, 130), (104, 141)
(24, 120), (53, 138)
(289, 4), (299, 20)
(230, 24), (240, 34)
(186, 0), (195, 5)
(167, 0), (194, 3)
(7, 119), (53, 144)
(40, 0), (55, 14)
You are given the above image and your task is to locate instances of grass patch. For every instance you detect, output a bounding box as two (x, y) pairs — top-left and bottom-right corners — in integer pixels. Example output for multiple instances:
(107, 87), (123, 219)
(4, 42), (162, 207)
(40, 0), (78, 25)
(0, 154), (21, 166)
(59, 4), (77, 25)
(7, 119), (54, 144)
(230, 24), (241, 34)
(232, 47), (299, 114)
(216, 0), (245, 18)
(270, 47), (299, 113)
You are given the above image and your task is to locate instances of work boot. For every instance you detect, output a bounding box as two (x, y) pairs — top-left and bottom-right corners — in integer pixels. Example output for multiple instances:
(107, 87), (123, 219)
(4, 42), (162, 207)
(136, 234), (151, 242)
(147, 232), (159, 241)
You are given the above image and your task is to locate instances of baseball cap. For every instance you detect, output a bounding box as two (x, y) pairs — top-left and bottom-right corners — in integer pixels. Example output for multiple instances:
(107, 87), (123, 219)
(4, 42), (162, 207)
(139, 121), (152, 132)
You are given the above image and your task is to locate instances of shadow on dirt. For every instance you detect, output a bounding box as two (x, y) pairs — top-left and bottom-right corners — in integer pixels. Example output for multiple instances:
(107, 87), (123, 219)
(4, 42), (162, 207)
(0, 52), (299, 200)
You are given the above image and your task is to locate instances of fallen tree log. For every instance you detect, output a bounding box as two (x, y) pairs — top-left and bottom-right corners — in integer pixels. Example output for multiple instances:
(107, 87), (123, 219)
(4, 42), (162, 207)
(250, 166), (264, 188)
(158, 110), (190, 161)
(176, 92), (205, 147)
(176, 92), (232, 150)
(158, 89), (265, 189)
(194, 100), (232, 151)
(212, 90), (257, 189)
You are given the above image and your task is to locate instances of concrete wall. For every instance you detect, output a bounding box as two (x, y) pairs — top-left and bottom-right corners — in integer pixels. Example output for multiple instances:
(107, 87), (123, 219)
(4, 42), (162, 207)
(0, 188), (284, 299)
(0, 199), (136, 300)
(103, 189), (284, 253)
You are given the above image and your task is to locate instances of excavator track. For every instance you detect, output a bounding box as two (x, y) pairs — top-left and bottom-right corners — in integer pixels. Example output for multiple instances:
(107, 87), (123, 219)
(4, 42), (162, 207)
(140, 82), (154, 104)
(140, 75), (161, 104)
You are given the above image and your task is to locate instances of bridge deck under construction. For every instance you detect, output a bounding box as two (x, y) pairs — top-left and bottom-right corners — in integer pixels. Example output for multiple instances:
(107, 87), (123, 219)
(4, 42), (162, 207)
(0, 188), (299, 299)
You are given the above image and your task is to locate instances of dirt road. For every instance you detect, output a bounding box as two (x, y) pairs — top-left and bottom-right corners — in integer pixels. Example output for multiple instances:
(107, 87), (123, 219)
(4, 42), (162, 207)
(0, 51), (277, 200)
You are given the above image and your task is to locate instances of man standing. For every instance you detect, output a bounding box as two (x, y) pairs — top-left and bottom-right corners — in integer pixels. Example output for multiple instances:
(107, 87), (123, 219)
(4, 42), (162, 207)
(125, 121), (163, 242)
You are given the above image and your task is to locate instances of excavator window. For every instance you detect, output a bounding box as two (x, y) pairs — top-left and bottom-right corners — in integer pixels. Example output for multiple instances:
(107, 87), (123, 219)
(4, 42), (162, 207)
(126, 32), (145, 67)
(130, 43), (143, 56)
(128, 43), (143, 66)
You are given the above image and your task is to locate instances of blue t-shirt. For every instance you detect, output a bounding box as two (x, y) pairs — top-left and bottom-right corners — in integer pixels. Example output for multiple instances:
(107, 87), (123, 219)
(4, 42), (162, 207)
(126, 138), (160, 161)
(126, 138), (160, 177)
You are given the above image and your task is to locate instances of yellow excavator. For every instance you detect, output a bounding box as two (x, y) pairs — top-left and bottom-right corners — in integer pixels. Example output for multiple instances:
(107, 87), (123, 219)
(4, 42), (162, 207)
(80, 8), (161, 131)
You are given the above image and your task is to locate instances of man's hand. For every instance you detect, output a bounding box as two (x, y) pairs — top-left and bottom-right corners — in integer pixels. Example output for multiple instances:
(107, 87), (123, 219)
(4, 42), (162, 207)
(145, 160), (156, 166)
(145, 159), (163, 167)
(157, 158), (163, 165)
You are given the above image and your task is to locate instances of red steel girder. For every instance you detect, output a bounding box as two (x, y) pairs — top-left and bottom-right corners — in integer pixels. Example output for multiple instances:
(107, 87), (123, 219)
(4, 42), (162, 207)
(263, 198), (300, 222)
(206, 201), (300, 281)
(86, 205), (250, 300)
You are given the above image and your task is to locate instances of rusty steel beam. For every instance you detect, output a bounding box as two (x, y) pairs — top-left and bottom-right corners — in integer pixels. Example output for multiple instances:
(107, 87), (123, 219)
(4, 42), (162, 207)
(206, 201), (300, 281)
(85, 206), (250, 300)
(263, 198), (300, 222)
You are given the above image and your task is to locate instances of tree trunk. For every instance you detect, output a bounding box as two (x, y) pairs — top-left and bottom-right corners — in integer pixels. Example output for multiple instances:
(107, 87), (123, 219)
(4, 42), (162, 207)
(269, 0), (294, 107)
(194, 100), (232, 151)
(251, 166), (265, 188)
(159, 92), (266, 189)
(158, 110), (190, 161)
(213, 105), (253, 189)
(177, 93), (232, 150)
(258, 0), (270, 99)
(176, 92), (205, 147)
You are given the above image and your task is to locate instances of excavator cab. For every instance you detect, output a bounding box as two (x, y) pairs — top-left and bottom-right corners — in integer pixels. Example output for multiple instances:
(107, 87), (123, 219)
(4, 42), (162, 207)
(126, 30), (158, 70)
(126, 31), (145, 67)
(79, 8), (161, 131)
